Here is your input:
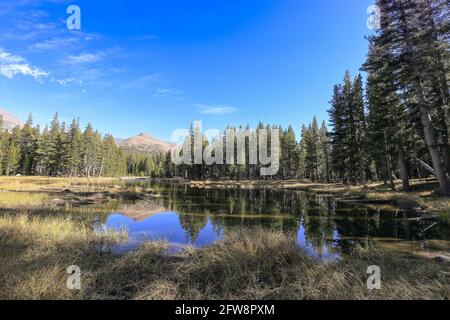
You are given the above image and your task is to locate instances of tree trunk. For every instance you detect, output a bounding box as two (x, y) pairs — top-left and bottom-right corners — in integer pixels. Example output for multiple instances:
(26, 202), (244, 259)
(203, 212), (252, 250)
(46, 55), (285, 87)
(398, 145), (410, 191)
(386, 154), (395, 191)
(324, 150), (331, 183)
(436, 106), (450, 174)
(416, 164), (422, 180)
(99, 157), (105, 177)
(415, 77), (450, 196)
(384, 131), (395, 191)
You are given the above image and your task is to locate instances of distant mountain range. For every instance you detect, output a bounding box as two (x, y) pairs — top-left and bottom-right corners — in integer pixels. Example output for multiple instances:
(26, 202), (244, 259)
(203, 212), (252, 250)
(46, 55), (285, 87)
(0, 107), (23, 130)
(0, 107), (174, 155)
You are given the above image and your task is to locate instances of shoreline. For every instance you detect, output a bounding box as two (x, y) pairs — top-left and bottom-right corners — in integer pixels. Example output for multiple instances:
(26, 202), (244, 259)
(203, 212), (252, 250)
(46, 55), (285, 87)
(1, 175), (448, 218)
(185, 178), (449, 215)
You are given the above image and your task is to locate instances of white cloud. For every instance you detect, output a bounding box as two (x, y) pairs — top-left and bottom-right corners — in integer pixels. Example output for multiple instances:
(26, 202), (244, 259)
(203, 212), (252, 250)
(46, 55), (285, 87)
(0, 48), (48, 80)
(51, 77), (83, 86)
(153, 88), (184, 97)
(196, 104), (238, 115)
(29, 37), (79, 50)
(64, 48), (119, 64)
(66, 52), (105, 64)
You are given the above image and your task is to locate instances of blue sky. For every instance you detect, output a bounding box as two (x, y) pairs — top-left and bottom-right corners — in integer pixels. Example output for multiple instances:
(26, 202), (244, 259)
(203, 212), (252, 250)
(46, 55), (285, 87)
(0, 0), (375, 141)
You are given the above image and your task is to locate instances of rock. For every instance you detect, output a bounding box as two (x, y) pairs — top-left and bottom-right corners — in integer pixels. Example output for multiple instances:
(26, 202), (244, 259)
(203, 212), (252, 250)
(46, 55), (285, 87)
(67, 192), (112, 206)
(51, 198), (67, 206)
(121, 191), (145, 201)
(73, 199), (97, 205)
(433, 254), (450, 263)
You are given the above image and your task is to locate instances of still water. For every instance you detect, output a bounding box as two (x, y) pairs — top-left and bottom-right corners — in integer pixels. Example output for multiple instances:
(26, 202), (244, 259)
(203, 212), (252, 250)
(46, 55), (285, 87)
(97, 182), (449, 259)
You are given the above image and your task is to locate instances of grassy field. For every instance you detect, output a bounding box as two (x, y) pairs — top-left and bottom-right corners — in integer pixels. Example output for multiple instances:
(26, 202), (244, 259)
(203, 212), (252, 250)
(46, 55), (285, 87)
(0, 176), (448, 300)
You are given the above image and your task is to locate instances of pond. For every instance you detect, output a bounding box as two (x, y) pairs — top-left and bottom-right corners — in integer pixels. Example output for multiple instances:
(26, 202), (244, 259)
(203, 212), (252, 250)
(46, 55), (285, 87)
(96, 181), (450, 259)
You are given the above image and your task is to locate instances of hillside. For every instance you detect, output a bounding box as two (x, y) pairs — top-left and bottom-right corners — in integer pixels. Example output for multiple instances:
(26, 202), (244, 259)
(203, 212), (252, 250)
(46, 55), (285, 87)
(0, 108), (23, 130)
(118, 132), (174, 154)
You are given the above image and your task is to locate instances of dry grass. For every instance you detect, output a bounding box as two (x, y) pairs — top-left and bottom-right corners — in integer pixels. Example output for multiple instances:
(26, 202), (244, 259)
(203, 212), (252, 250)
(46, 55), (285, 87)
(361, 192), (426, 209)
(0, 213), (448, 300)
(0, 191), (49, 207)
(130, 230), (449, 300)
(0, 213), (127, 299)
(0, 176), (120, 192)
(0, 176), (125, 209)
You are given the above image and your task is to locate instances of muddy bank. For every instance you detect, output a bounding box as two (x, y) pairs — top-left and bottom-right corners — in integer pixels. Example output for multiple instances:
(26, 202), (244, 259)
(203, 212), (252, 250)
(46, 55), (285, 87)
(50, 186), (160, 206)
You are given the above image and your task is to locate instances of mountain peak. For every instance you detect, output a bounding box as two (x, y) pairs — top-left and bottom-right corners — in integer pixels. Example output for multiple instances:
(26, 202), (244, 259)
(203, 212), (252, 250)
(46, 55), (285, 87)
(0, 107), (23, 130)
(118, 132), (174, 154)
(137, 132), (153, 138)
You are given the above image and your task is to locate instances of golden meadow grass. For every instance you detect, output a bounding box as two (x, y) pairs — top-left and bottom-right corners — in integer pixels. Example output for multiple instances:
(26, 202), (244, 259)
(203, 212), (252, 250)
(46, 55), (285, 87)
(0, 191), (49, 207)
(0, 176), (120, 192)
(0, 213), (127, 300)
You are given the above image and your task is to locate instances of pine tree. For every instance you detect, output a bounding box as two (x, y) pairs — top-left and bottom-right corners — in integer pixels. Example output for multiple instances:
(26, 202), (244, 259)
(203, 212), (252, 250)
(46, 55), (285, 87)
(363, 35), (416, 191)
(65, 119), (83, 177)
(47, 113), (62, 175)
(410, 0), (450, 173)
(101, 134), (126, 177)
(375, 0), (450, 195)
(3, 127), (21, 176)
(280, 126), (299, 179)
(319, 121), (331, 182)
(352, 74), (369, 185)
(18, 114), (36, 175)
(298, 125), (308, 179)
(328, 72), (368, 184)
(82, 124), (102, 177)
(305, 117), (320, 182)
(328, 84), (348, 182)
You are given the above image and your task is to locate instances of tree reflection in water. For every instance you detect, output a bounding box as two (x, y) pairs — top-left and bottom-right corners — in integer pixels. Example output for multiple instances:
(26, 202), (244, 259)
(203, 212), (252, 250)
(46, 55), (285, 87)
(100, 181), (449, 258)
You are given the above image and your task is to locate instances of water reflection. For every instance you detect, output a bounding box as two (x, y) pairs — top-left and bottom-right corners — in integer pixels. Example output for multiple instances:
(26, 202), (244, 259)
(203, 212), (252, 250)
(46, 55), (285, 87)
(99, 182), (450, 259)
(104, 212), (223, 253)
